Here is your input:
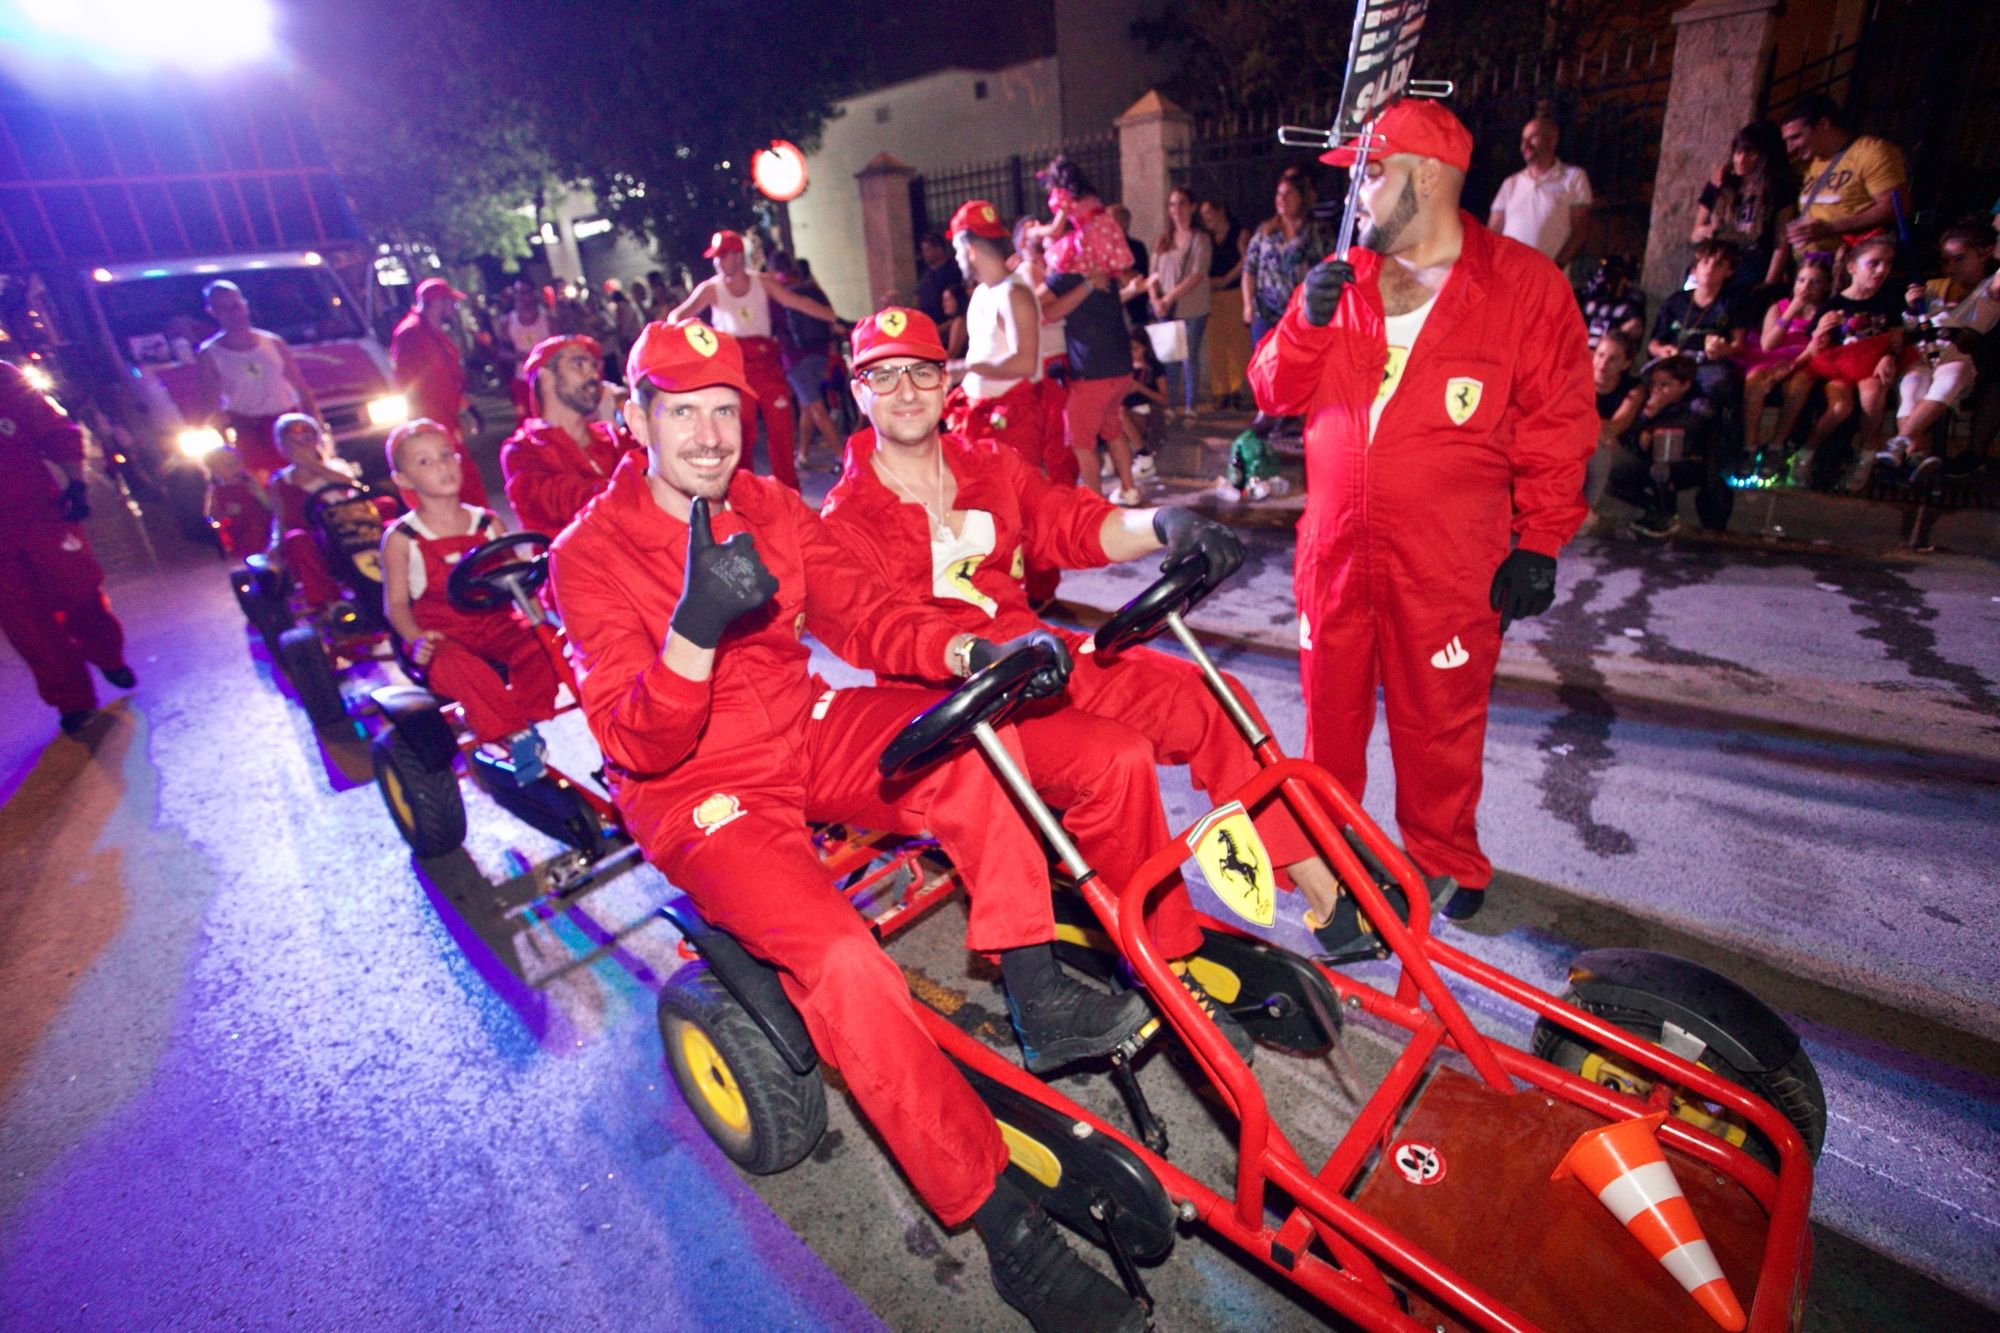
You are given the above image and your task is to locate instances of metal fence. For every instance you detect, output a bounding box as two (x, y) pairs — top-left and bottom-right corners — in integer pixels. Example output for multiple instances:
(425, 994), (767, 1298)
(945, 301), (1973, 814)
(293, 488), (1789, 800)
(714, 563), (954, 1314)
(909, 132), (1121, 241)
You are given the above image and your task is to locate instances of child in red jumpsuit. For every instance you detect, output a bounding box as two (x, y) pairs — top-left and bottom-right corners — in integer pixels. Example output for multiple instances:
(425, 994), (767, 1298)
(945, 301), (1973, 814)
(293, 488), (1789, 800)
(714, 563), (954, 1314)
(381, 419), (558, 781)
(266, 414), (378, 619)
(202, 445), (270, 558)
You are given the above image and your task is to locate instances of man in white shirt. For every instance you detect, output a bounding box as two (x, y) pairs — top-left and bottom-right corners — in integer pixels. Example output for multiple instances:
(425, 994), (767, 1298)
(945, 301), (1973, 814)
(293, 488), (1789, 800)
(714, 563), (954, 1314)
(1487, 116), (1593, 270)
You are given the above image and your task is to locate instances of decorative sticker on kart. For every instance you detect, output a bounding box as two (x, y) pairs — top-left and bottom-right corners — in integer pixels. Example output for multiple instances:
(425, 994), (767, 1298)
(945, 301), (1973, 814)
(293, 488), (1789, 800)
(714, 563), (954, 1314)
(1187, 802), (1275, 926)
(692, 792), (746, 836)
(1390, 1140), (1446, 1186)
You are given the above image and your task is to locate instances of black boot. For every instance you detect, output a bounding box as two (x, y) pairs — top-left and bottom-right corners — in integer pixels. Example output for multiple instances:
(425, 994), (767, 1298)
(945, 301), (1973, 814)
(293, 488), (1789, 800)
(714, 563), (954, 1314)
(973, 1176), (1146, 1333)
(1001, 944), (1153, 1074)
(1442, 883), (1485, 921)
(58, 708), (97, 737)
(1311, 875), (1455, 960)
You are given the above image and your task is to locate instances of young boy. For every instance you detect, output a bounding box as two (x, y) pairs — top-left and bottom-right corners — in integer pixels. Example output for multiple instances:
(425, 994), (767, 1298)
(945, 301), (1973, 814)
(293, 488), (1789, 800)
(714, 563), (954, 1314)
(267, 413), (369, 621)
(1607, 355), (1723, 539)
(204, 444), (270, 558)
(1649, 239), (1748, 459)
(381, 419), (558, 781)
(1587, 330), (1646, 517)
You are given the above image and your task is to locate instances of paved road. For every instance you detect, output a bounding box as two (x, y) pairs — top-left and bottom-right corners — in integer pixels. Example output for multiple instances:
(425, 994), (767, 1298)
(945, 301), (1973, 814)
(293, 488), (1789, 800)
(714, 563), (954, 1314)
(0, 414), (1995, 1330)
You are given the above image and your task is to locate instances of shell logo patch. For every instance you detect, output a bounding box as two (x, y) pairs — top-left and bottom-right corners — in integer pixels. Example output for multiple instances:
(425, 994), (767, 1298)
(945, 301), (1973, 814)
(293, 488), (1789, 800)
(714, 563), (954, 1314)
(879, 309), (908, 337)
(1187, 802), (1275, 926)
(684, 324), (720, 358)
(1445, 377), (1482, 425)
(692, 792), (746, 836)
(1009, 546), (1024, 580)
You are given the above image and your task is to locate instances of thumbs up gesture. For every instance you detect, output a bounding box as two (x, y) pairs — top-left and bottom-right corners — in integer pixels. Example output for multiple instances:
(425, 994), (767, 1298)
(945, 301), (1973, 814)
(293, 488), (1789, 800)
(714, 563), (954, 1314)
(670, 497), (779, 648)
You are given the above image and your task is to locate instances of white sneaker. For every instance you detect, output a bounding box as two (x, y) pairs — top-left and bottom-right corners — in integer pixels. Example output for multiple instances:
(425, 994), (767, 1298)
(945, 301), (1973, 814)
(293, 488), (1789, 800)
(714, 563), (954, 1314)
(1110, 485), (1143, 506)
(1788, 449), (1814, 485)
(1244, 477), (1271, 502)
(1263, 475), (1291, 496)
(1214, 477), (1242, 502)
(1874, 436), (1911, 468)
(1131, 454), (1156, 480)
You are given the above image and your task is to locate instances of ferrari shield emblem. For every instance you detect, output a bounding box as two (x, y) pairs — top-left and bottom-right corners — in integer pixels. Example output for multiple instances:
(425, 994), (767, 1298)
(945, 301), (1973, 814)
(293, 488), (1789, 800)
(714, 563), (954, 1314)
(1009, 545), (1024, 579)
(684, 324), (720, 357)
(1445, 377), (1483, 425)
(940, 554), (994, 613)
(879, 308), (908, 337)
(1187, 802), (1275, 926)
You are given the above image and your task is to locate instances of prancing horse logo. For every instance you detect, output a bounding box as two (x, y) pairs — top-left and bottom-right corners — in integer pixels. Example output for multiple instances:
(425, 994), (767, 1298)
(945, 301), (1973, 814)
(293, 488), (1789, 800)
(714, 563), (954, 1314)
(1213, 826), (1261, 891)
(1188, 803), (1276, 925)
(1445, 376), (1483, 425)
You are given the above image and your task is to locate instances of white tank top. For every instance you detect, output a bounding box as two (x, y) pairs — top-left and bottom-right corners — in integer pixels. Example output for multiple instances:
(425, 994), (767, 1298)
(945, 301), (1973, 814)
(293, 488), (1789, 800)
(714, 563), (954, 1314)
(507, 307), (550, 356)
(205, 332), (300, 416)
(962, 274), (1039, 401)
(709, 275), (773, 340)
(395, 506), (499, 599)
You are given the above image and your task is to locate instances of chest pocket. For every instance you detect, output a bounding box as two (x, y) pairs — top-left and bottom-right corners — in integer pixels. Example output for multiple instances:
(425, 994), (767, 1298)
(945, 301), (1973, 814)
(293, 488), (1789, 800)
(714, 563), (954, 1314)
(1434, 360), (1506, 431)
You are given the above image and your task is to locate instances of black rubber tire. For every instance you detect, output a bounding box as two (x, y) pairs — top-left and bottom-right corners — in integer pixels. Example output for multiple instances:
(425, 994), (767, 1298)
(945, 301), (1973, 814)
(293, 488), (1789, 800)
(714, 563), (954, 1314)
(276, 625), (346, 727)
(370, 728), (466, 858)
(658, 961), (826, 1175)
(1532, 993), (1827, 1169)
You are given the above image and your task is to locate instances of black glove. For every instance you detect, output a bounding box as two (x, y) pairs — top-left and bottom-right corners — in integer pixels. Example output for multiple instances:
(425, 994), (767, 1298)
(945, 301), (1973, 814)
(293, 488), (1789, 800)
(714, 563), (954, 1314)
(1153, 506), (1244, 583)
(57, 478), (90, 523)
(670, 496), (778, 648)
(1302, 258), (1356, 327)
(1489, 549), (1558, 632)
(969, 629), (1073, 701)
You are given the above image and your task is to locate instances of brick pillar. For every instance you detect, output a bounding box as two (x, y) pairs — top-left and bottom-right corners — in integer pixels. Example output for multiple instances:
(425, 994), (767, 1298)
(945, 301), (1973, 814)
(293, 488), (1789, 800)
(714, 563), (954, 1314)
(855, 152), (918, 311)
(1641, 0), (1784, 305)
(1115, 91), (1194, 248)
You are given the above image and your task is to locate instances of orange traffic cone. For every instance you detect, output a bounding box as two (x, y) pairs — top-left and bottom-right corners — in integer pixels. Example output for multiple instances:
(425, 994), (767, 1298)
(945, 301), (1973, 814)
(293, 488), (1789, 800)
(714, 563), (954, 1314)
(1552, 1111), (1747, 1332)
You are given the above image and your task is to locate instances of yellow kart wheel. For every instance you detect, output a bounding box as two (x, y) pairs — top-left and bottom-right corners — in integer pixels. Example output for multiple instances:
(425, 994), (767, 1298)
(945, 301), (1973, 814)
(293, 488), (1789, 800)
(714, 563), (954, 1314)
(1532, 994), (1826, 1170)
(658, 962), (826, 1174)
(370, 728), (465, 858)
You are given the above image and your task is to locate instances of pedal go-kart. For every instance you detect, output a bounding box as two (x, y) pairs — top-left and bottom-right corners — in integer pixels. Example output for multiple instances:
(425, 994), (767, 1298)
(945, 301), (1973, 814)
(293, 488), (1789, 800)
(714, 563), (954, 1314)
(229, 482), (400, 727)
(651, 557), (1823, 1332)
(365, 532), (633, 896)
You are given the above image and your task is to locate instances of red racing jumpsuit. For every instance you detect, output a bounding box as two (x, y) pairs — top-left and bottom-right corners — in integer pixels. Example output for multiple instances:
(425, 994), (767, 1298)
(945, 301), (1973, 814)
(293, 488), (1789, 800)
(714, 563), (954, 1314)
(391, 506), (559, 742)
(206, 474), (270, 558)
(822, 428), (1314, 944)
(1247, 215), (1595, 890)
(389, 310), (488, 506)
(552, 456), (1095, 1226)
(0, 362), (127, 714)
(497, 416), (641, 537)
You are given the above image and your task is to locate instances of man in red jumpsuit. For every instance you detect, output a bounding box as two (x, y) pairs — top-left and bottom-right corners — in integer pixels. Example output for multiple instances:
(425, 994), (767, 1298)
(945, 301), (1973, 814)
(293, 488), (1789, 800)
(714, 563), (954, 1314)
(388, 276), (487, 505)
(0, 361), (133, 736)
(548, 321), (1147, 1332)
(1248, 101), (1596, 921)
(497, 334), (640, 536)
(824, 309), (1387, 971)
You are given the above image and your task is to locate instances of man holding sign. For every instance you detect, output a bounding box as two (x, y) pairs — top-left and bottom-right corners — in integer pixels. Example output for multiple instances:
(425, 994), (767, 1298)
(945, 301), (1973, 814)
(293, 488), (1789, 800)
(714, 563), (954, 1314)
(1248, 99), (1596, 921)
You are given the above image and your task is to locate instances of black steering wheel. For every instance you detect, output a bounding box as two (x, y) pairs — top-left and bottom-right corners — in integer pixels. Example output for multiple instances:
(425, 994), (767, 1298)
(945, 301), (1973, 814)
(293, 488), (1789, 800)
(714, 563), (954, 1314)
(447, 532), (554, 612)
(1092, 554), (1222, 658)
(878, 639), (1068, 781)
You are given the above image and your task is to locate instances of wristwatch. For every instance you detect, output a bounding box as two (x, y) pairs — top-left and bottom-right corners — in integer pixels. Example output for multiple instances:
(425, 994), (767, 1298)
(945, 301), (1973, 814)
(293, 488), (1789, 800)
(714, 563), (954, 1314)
(947, 633), (977, 678)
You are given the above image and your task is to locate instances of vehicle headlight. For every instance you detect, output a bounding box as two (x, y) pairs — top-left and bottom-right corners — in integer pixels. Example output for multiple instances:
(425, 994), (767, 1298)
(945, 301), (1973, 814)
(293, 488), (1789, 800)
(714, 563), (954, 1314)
(366, 394), (410, 428)
(20, 364), (54, 393)
(177, 426), (226, 458)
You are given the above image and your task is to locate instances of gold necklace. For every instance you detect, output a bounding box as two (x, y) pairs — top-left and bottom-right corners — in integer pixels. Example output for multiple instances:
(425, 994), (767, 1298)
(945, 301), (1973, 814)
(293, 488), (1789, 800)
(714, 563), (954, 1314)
(875, 444), (951, 533)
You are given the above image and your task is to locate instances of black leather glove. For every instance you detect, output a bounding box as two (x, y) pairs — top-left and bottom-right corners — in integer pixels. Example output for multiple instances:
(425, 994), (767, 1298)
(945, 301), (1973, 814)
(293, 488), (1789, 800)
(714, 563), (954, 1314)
(1153, 506), (1244, 583)
(1489, 549), (1558, 632)
(1302, 258), (1356, 327)
(970, 629), (1073, 701)
(58, 478), (90, 523)
(670, 496), (778, 648)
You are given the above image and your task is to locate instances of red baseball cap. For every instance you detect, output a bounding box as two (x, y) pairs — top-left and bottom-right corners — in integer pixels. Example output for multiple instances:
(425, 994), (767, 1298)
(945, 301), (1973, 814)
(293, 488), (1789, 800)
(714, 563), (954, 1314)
(849, 307), (947, 370)
(1321, 100), (1473, 173)
(415, 276), (467, 304)
(522, 334), (604, 385)
(626, 321), (757, 405)
(703, 229), (746, 258)
(948, 199), (1008, 240)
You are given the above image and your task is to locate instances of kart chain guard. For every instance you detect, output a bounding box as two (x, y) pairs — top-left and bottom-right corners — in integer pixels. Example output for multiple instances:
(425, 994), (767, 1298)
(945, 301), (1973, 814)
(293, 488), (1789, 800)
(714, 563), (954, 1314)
(468, 750), (606, 857)
(658, 893), (819, 1077)
(1195, 929), (1343, 1055)
(955, 1060), (1177, 1264)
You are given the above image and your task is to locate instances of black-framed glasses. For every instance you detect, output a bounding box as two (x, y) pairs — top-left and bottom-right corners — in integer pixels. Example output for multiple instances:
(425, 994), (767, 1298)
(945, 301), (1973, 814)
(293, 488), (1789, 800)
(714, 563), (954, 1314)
(856, 361), (946, 393)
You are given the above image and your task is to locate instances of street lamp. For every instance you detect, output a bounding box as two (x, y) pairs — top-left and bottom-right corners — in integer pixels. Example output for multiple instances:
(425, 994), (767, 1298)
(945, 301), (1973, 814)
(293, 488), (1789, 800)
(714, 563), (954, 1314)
(752, 140), (808, 258)
(2, 0), (276, 73)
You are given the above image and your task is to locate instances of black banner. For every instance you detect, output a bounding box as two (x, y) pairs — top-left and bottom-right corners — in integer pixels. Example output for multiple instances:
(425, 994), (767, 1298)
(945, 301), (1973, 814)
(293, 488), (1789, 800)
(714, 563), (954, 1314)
(1335, 0), (1431, 134)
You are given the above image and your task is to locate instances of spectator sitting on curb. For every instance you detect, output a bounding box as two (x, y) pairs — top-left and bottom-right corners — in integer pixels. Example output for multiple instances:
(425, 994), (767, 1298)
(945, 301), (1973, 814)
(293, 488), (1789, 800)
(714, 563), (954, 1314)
(1782, 93), (1911, 259)
(1744, 259), (1833, 474)
(1586, 329), (1646, 527)
(1797, 235), (1905, 491)
(1878, 220), (2000, 484)
(1649, 239), (1748, 467)
(1691, 120), (1797, 294)
(1580, 256), (1647, 349)
(1608, 354), (1726, 539)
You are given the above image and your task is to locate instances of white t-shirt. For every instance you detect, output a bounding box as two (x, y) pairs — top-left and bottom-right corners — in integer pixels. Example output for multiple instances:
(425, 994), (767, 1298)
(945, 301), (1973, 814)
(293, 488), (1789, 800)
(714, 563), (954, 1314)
(709, 275), (773, 341)
(1491, 162), (1593, 260)
(506, 306), (550, 357)
(203, 331), (300, 417)
(1370, 292), (1438, 443)
(962, 274), (1039, 400)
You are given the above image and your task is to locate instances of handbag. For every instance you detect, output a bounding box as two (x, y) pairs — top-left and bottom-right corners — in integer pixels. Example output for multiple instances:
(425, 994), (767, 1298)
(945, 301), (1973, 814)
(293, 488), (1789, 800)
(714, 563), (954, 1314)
(1145, 319), (1189, 364)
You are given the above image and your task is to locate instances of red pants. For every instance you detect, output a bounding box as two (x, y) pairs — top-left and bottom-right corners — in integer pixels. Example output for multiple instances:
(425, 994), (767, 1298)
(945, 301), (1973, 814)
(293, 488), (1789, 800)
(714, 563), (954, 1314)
(737, 337), (797, 491)
(280, 531), (342, 610)
(0, 522), (126, 714)
(1030, 644), (1312, 920)
(655, 686), (1053, 1224)
(226, 414), (287, 484)
(416, 604), (560, 742)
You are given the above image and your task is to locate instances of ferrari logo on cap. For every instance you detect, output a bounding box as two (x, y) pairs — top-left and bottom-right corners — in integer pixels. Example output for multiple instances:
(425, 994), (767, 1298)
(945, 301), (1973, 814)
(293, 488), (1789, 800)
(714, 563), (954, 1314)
(692, 792), (745, 835)
(879, 309), (908, 337)
(1445, 377), (1482, 425)
(1187, 803), (1275, 926)
(1009, 546), (1024, 579)
(685, 325), (719, 357)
